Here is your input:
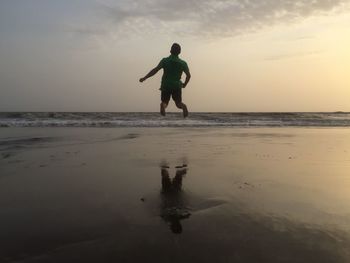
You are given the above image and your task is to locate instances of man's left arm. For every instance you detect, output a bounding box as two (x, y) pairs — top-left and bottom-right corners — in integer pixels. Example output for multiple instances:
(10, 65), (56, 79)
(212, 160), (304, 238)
(182, 64), (191, 88)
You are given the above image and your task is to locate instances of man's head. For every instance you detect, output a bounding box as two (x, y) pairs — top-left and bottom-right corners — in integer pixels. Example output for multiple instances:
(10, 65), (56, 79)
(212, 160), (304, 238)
(170, 43), (181, 56)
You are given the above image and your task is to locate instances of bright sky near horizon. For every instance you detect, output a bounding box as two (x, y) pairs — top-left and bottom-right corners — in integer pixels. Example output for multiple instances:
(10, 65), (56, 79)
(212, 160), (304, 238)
(1, 0), (350, 112)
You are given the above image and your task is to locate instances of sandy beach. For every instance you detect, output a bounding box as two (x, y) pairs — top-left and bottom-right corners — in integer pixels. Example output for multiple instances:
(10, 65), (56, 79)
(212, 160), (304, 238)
(1, 127), (350, 262)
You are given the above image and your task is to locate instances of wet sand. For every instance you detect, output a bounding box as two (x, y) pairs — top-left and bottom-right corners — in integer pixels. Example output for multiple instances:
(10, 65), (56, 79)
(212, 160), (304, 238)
(1, 127), (350, 262)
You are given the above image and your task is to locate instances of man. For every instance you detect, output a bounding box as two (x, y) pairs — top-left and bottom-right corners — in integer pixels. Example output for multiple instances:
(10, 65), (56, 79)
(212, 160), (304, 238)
(139, 43), (191, 118)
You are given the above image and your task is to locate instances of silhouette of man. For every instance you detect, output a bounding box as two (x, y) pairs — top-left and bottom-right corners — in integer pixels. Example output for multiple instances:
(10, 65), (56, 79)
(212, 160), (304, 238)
(139, 43), (191, 118)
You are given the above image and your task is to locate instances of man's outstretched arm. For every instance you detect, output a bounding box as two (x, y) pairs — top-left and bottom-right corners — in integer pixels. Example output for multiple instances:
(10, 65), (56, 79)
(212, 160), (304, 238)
(182, 67), (191, 88)
(139, 64), (162, 83)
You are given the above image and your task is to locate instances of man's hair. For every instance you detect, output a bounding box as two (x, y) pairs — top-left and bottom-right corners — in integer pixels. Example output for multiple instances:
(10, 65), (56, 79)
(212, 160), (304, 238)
(170, 43), (181, 55)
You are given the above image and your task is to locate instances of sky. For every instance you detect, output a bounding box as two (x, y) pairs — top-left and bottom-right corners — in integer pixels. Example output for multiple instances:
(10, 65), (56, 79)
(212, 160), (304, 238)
(1, 0), (350, 112)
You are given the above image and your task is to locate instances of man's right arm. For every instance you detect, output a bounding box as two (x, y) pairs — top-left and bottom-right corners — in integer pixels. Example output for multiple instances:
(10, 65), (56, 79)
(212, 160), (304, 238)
(139, 60), (163, 83)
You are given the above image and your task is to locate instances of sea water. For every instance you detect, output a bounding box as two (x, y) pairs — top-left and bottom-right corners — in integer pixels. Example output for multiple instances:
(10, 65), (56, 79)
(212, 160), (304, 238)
(1, 112), (350, 127)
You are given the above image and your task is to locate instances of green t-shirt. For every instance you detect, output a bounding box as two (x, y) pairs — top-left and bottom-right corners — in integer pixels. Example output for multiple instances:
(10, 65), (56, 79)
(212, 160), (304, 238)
(158, 54), (189, 91)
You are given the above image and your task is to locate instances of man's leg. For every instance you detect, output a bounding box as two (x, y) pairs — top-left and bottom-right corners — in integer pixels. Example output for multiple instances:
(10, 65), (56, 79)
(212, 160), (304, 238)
(160, 102), (168, 116)
(175, 102), (188, 118)
(173, 89), (188, 118)
(160, 91), (170, 116)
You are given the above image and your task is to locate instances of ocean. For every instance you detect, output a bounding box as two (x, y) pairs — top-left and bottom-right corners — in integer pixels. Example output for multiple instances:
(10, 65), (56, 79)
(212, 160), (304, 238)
(1, 112), (350, 128)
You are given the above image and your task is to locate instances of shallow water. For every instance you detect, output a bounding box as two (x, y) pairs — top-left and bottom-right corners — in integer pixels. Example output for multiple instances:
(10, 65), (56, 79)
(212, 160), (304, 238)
(1, 112), (350, 127)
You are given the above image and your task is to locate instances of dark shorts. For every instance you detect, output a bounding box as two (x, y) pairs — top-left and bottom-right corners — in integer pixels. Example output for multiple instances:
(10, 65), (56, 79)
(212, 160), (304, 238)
(161, 89), (182, 104)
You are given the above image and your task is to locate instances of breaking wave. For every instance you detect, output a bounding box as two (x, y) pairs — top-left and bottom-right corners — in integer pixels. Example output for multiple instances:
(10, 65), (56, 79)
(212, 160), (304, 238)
(1, 112), (350, 128)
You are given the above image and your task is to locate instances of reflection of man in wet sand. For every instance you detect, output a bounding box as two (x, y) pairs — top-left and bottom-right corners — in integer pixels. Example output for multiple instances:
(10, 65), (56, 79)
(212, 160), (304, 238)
(160, 166), (191, 234)
(139, 43), (191, 118)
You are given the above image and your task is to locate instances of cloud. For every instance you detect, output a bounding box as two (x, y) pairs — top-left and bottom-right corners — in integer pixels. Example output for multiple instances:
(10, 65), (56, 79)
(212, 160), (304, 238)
(263, 50), (323, 61)
(89, 0), (350, 37)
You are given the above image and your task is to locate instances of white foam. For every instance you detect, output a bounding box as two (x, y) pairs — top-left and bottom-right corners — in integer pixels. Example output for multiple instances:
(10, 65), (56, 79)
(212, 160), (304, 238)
(1, 112), (350, 127)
